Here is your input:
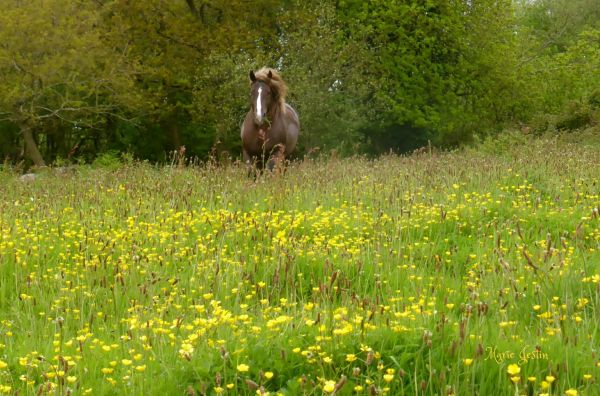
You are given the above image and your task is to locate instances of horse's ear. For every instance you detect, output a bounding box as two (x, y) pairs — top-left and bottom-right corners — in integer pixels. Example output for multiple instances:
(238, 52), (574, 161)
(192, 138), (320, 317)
(267, 70), (273, 79)
(249, 70), (256, 82)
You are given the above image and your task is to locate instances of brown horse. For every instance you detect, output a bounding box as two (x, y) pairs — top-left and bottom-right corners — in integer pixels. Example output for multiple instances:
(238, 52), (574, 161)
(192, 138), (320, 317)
(241, 67), (300, 171)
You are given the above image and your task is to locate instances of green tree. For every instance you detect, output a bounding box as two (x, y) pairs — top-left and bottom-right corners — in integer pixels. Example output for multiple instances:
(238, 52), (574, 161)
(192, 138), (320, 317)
(104, 0), (285, 159)
(515, 0), (600, 118)
(0, 0), (139, 166)
(337, 0), (471, 149)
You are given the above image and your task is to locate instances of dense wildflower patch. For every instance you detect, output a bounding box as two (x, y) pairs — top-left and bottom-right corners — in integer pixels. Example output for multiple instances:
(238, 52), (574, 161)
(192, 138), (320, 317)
(1, 141), (599, 395)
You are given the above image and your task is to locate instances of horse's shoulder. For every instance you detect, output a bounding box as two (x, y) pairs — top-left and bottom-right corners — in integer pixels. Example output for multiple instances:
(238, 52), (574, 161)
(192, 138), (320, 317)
(284, 103), (299, 121)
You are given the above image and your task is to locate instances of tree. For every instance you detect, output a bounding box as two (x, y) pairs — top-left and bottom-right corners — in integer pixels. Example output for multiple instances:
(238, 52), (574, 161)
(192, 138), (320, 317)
(103, 0), (285, 158)
(515, 0), (600, 116)
(0, 0), (140, 166)
(279, 1), (372, 153)
(336, 0), (472, 149)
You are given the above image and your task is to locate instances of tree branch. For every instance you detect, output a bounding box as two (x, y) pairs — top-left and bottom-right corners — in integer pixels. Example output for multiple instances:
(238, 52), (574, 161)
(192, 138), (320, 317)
(185, 0), (199, 18)
(154, 24), (205, 54)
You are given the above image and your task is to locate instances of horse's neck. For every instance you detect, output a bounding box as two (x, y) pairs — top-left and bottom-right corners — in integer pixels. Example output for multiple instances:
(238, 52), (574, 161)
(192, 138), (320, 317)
(269, 102), (285, 119)
(268, 105), (278, 121)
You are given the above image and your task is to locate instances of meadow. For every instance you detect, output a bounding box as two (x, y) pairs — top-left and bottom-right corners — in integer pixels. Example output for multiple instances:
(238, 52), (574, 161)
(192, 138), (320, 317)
(1, 136), (600, 395)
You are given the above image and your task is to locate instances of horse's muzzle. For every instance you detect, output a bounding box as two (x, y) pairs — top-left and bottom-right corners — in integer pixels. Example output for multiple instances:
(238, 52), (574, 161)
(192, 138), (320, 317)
(255, 113), (268, 127)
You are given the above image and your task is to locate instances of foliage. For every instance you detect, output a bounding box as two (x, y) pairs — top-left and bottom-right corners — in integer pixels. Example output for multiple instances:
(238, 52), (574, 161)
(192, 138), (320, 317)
(91, 150), (124, 170)
(0, 0), (141, 165)
(281, 1), (371, 154)
(0, 0), (599, 164)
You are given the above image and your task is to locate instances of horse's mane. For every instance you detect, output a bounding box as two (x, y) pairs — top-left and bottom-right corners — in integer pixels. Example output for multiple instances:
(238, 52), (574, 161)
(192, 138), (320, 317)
(253, 67), (288, 112)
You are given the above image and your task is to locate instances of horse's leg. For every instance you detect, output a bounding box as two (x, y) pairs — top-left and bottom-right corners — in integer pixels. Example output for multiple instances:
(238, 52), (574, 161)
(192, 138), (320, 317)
(266, 156), (275, 172)
(267, 144), (286, 173)
(243, 149), (258, 179)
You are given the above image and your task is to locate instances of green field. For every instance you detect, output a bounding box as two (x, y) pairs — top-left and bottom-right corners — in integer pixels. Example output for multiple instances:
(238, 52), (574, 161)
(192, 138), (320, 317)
(1, 138), (600, 395)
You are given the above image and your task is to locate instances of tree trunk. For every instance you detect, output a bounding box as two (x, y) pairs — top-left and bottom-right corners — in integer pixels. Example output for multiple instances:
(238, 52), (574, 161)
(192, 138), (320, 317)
(21, 125), (46, 167)
(165, 114), (182, 150)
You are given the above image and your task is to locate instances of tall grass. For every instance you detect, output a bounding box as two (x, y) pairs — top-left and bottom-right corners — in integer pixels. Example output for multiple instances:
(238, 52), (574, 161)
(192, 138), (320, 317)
(1, 137), (599, 395)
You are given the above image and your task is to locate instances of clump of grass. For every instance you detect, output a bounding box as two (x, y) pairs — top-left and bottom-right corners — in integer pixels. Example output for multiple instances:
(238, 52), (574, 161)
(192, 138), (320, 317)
(1, 138), (599, 395)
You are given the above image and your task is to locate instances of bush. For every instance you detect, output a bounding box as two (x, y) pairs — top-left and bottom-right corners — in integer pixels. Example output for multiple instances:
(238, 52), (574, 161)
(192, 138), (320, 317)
(92, 150), (122, 169)
(555, 101), (593, 131)
(588, 89), (600, 109)
(472, 130), (532, 156)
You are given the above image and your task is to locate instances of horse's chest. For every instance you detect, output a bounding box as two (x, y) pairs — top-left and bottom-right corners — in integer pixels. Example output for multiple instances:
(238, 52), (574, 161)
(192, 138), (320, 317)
(248, 127), (283, 151)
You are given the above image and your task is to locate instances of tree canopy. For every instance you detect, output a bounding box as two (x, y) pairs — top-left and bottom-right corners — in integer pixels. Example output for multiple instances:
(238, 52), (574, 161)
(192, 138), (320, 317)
(1, 0), (599, 165)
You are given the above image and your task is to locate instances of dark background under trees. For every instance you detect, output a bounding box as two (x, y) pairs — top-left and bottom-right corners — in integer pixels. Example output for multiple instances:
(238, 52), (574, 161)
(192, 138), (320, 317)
(1, 0), (599, 167)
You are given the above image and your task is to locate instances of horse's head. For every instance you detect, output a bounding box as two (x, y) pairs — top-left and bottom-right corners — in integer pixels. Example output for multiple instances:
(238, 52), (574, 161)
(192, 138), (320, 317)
(249, 69), (274, 126)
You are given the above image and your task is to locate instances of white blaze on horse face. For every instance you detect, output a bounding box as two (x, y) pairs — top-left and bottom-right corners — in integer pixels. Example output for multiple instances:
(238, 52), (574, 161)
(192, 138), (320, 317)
(256, 87), (263, 123)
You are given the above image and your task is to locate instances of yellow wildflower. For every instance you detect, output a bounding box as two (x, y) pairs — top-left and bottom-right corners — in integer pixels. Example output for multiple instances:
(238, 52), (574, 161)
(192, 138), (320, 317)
(323, 380), (336, 393)
(507, 364), (520, 376)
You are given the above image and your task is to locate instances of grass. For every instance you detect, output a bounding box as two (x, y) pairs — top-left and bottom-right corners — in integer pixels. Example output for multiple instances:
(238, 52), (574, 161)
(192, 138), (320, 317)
(0, 136), (599, 395)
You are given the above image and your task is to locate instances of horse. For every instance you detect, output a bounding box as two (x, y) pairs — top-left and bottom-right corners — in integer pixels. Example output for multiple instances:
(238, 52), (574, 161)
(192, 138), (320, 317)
(241, 67), (300, 172)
